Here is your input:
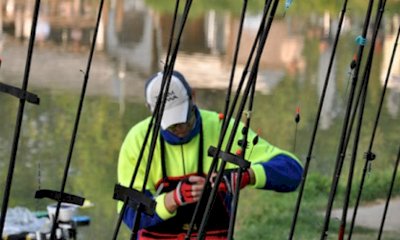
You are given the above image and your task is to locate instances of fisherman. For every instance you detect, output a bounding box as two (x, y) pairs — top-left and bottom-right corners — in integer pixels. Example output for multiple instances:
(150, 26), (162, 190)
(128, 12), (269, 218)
(117, 70), (303, 239)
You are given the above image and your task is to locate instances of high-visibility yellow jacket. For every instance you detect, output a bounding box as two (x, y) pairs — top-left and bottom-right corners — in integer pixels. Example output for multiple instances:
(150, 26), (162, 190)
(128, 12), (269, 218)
(117, 108), (303, 237)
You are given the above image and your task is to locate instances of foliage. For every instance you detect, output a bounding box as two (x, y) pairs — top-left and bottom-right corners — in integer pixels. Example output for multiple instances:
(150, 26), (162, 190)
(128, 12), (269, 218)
(144, 0), (266, 17)
(143, 0), (400, 17)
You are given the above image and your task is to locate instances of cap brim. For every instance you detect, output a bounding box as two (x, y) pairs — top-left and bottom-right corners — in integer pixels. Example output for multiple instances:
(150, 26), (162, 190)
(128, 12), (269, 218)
(161, 101), (189, 129)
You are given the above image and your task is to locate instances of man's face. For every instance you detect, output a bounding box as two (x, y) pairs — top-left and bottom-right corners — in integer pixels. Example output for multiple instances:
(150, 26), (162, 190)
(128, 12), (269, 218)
(166, 108), (196, 138)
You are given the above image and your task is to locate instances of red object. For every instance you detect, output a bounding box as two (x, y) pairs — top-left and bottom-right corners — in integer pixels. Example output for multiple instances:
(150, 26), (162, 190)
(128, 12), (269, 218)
(350, 53), (357, 69)
(218, 113), (224, 120)
(218, 169), (250, 193)
(173, 179), (196, 206)
(235, 149), (242, 156)
(295, 106), (300, 123)
(139, 229), (228, 239)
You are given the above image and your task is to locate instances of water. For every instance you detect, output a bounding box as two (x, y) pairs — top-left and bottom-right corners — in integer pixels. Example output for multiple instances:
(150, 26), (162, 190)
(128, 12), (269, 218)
(0, 0), (399, 239)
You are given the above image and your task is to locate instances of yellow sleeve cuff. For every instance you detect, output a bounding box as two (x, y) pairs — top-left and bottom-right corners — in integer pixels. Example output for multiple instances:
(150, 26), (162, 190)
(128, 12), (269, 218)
(155, 193), (177, 220)
(251, 164), (267, 189)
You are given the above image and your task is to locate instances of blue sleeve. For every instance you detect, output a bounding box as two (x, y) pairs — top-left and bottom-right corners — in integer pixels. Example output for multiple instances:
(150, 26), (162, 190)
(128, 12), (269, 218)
(122, 190), (164, 229)
(261, 154), (303, 192)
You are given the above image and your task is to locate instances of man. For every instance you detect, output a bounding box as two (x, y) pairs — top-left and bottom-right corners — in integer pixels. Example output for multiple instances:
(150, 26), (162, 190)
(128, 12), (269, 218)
(118, 71), (303, 239)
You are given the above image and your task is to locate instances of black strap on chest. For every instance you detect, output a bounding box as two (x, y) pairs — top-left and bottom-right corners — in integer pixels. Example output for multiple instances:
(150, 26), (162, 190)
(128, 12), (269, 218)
(159, 123), (204, 179)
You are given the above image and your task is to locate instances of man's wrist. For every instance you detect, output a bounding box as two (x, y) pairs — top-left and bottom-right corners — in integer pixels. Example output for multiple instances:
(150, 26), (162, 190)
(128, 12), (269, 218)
(165, 191), (179, 213)
(248, 168), (255, 185)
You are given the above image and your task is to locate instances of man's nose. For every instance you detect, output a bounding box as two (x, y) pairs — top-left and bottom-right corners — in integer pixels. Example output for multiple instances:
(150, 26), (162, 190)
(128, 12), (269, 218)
(174, 124), (188, 132)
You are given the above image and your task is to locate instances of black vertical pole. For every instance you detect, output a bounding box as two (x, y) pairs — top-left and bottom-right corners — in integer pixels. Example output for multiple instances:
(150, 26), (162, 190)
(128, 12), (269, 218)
(227, 76), (257, 239)
(128, 1), (193, 238)
(320, 0), (375, 239)
(197, 1), (280, 239)
(0, 0), (41, 237)
(288, 0), (350, 238)
(48, 0), (105, 239)
(348, 23), (400, 239)
(111, 2), (181, 239)
(338, 1), (386, 239)
(377, 146), (400, 240)
(186, 1), (272, 238)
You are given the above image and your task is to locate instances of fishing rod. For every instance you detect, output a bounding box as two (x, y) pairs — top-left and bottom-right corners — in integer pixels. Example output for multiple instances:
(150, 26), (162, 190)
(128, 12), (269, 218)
(36, 1), (105, 239)
(227, 72), (258, 240)
(339, 2), (386, 238)
(0, 0), (41, 237)
(111, 1), (193, 239)
(185, 0), (264, 237)
(128, 2), (193, 238)
(347, 21), (400, 239)
(319, 0), (376, 239)
(220, 0), (248, 141)
(185, 1), (273, 238)
(110, 1), (182, 239)
(288, 0), (350, 238)
(377, 145), (400, 240)
(227, 5), (297, 236)
(187, 0), (273, 238)
(197, 1), (281, 239)
(163, 0), (181, 70)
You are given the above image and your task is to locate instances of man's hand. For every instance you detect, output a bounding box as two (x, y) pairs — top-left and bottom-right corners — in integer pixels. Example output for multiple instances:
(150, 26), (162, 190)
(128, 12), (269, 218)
(173, 175), (206, 206)
(212, 168), (253, 193)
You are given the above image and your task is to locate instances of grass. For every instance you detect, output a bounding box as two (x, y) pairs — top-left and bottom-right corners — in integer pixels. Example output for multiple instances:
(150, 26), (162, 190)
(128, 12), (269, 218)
(234, 171), (400, 240)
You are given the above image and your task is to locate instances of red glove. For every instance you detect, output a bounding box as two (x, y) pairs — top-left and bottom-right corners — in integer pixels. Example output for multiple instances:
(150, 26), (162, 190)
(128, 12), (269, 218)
(219, 169), (251, 193)
(173, 176), (205, 206)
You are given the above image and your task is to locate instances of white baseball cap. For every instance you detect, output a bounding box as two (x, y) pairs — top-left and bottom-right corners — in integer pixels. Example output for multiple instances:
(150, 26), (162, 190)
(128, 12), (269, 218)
(145, 71), (192, 129)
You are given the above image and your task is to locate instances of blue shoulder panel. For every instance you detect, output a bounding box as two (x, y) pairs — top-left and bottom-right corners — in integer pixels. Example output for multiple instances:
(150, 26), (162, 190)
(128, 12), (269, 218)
(261, 154), (303, 192)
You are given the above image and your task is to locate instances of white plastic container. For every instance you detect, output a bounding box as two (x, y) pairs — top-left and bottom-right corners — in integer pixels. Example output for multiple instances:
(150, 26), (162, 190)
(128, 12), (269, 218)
(46, 203), (78, 222)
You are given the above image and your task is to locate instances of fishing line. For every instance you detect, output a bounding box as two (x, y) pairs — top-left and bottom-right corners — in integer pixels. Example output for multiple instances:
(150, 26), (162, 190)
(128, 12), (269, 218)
(197, 1), (280, 239)
(319, 0), (376, 239)
(377, 145), (400, 240)
(0, 0), (41, 236)
(347, 21), (399, 239)
(288, 0), (350, 238)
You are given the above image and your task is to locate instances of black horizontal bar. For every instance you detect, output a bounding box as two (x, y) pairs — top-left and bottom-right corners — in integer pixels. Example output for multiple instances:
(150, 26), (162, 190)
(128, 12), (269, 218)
(35, 189), (85, 206)
(208, 146), (251, 168)
(113, 184), (156, 216)
(0, 82), (40, 104)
